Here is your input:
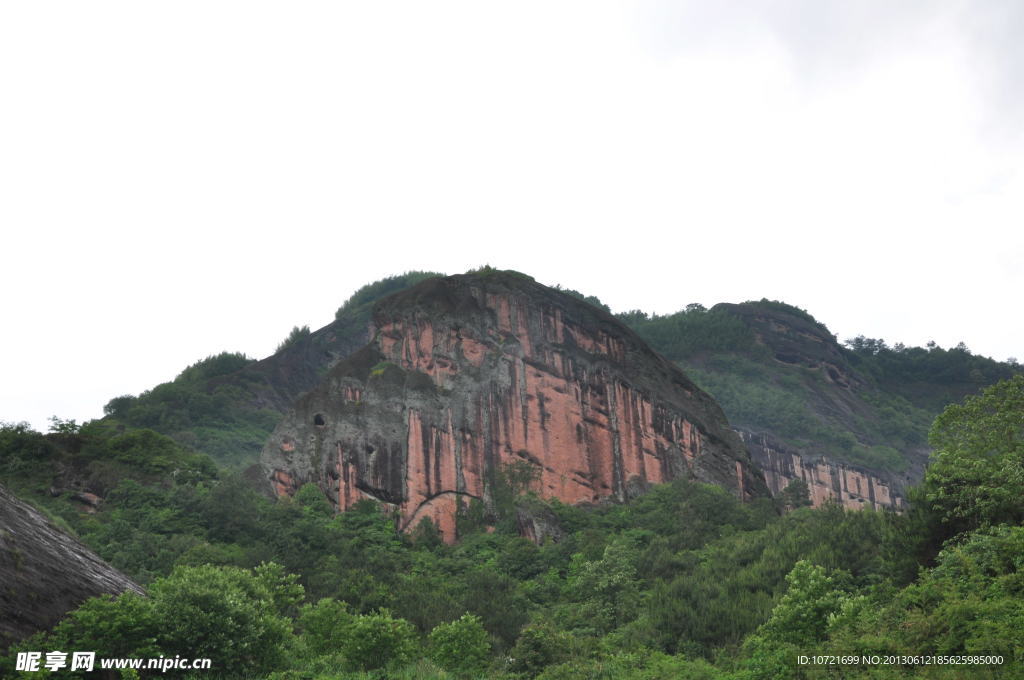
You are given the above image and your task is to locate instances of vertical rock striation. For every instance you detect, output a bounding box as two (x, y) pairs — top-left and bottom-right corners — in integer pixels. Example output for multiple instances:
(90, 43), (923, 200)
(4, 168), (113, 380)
(262, 272), (767, 541)
(738, 430), (903, 510)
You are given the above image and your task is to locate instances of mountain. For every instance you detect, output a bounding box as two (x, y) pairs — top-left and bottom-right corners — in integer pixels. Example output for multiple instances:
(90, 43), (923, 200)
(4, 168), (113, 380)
(96, 269), (1019, 513)
(3, 270), (1021, 674)
(261, 270), (767, 541)
(621, 300), (1019, 509)
(0, 482), (143, 648)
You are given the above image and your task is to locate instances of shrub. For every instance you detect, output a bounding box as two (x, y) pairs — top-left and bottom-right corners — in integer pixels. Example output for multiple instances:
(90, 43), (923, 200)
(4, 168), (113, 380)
(341, 609), (418, 672)
(429, 613), (491, 677)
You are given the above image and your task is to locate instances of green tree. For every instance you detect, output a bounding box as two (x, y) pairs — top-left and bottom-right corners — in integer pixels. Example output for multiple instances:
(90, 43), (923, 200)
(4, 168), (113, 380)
(428, 613), (491, 677)
(566, 537), (643, 633)
(340, 609), (418, 671)
(779, 478), (811, 511)
(509, 623), (572, 677)
(10, 565), (299, 679)
(149, 564), (297, 677)
(47, 416), (80, 434)
(755, 560), (844, 647)
(737, 561), (845, 679)
(276, 325), (311, 352)
(924, 374), (1024, 532)
(23, 591), (162, 662)
(299, 598), (354, 657)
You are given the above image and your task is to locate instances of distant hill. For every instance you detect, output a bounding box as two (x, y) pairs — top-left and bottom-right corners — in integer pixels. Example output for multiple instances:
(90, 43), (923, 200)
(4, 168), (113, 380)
(620, 300), (1020, 506)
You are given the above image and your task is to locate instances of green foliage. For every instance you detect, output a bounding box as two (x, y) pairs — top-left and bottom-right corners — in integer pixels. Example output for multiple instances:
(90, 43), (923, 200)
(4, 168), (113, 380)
(684, 359), (921, 474)
(753, 561), (845, 647)
(14, 564), (298, 679)
(748, 298), (819, 324)
(924, 374), (1024, 532)
(93, 428), (208, 476)
(635, 503), (897, 657)
(0, 421), (58, 479)
(175, 351), (253, 383)
(825, 527), (1024, 671)
(428, 614), (491, 677)
(460, 567), (531, 650)
(106, 376), (282, 467)
(564, 537), (644, 634)
(23, 591), (163, 662)
(845, 336), (1020, 411)
(101, 273), (449, 467)
(8, 365), (1024, 678)
(510, 622), (573, 677)
(150, 564), (297, 676)
(277, 325), (312, 352)
(618, 306), (758, 360)
(47, 416), (80, 434)
(340, 609), (418, 672)
(294, 482), (335, 518)
(335, 271), (444, 321)
(619, 299), (1018, 482)
(779, 478), (811, 510)
(299, 598), (355, 657)
(553, 285), (611, 313)
(463, 265), (538, 282)
(535, 651), (724, 680)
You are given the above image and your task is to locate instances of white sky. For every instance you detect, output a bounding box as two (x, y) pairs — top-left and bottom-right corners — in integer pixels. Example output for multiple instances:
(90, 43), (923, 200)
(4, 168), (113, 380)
(2, 1), (1022, 431)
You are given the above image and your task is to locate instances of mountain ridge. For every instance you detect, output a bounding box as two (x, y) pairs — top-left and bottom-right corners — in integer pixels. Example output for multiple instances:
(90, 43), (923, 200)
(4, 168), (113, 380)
(95, 270), (1020, 511)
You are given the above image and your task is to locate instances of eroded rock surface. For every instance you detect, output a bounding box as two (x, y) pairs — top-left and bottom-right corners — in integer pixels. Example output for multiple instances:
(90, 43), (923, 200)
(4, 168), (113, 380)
(739, 429), (904, 510)
(262, 272), (767, 541)
(0, 483), (144, 649)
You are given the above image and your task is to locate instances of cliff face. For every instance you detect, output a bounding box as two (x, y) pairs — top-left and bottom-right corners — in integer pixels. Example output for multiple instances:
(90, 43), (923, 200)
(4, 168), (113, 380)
(738, 430), (904, 510)
(262, 272), (767, 541)
(0, 483), (144, 649)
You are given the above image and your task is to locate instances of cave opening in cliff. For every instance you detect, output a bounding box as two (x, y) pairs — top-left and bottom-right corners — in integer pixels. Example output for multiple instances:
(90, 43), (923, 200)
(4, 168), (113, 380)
(314, 413), (325, 426)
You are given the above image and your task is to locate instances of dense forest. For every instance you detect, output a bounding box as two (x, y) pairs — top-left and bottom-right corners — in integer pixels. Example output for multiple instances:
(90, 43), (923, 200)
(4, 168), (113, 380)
(2, 373), (1022, 678)
(1, 273), (1021, 678)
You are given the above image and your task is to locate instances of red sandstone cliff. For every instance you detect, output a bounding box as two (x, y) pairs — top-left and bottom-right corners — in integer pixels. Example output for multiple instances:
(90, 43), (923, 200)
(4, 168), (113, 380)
(737, 430), (903, 510)
(261, 272), (767, 541)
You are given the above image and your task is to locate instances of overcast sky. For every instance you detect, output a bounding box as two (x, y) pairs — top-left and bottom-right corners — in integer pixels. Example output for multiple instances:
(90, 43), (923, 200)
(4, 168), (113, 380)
(2, 1), (1022, 431)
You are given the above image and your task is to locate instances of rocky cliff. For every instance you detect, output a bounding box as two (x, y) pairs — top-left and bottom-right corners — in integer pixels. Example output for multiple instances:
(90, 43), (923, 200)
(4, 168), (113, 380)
(0, 483), (144, 649)
(738, 429), (904, 510)
(262, 272), (768, 541)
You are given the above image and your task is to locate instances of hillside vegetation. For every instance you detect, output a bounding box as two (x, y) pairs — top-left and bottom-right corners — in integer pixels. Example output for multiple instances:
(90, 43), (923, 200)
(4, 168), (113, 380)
(3, 271), (1020, 678)
(618, 300), (1019, 475)
(2, 375), (1023, 677)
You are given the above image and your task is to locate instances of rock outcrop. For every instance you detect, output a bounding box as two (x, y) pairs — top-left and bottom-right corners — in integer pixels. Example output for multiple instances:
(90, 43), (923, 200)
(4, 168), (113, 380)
(0, 483), (144, 649)
(738, 430), (904, 510)
(262, 272), (767, 541)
